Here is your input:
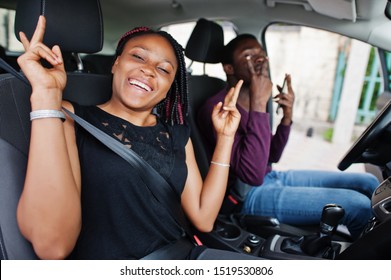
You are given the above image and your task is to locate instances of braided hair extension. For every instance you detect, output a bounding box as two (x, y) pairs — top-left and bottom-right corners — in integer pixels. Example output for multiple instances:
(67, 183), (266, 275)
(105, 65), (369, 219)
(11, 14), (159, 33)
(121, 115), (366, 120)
(114, 27), (189, 125)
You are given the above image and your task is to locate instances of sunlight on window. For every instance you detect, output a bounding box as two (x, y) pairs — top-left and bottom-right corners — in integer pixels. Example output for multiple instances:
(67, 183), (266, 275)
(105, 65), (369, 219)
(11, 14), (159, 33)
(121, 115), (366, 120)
(0, 8), (23, 52)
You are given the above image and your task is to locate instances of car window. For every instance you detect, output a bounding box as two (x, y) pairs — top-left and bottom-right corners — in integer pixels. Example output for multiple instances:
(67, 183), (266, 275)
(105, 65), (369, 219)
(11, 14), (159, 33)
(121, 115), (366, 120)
(0, 7), (23, 52)
(161, 20), (236, 80)
(382, 49), (391, 90)
(265, 24), (386, 174)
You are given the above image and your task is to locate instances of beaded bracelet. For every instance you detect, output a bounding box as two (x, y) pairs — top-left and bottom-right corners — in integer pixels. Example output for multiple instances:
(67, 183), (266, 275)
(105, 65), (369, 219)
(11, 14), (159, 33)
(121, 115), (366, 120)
(211, 161), (230, 167)
(30, 110), (66, 122)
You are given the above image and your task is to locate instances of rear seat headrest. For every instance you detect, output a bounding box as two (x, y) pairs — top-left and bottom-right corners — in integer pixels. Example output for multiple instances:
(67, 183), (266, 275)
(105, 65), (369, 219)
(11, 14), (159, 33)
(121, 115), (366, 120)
(185, 18), (224, 64)
(14, 0), (103, 54)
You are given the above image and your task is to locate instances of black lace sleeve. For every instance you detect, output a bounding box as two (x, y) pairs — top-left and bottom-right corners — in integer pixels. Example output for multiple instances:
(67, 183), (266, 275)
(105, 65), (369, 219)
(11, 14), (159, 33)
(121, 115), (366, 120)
(170, 122), (191, 149)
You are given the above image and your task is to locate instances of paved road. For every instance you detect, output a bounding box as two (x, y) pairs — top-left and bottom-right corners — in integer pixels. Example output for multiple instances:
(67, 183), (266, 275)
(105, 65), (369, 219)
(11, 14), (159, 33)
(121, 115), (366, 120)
(273, 129), (365, 173)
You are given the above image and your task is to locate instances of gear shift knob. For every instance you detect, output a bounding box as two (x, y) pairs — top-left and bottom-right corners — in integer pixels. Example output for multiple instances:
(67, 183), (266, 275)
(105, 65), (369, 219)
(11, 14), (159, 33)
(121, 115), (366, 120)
(320, 204), (345, 235)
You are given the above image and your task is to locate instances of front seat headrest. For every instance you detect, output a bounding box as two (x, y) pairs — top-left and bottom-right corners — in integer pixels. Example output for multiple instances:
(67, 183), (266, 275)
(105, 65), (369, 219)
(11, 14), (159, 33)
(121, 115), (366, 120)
(185, 18), (224, 64)
(14, 0), (103, 54)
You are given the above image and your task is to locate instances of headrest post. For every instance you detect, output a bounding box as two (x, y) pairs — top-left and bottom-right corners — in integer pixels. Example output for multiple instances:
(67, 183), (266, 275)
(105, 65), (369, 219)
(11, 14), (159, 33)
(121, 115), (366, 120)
(187, 61), (194, 74)
(72, 53), (85, 72)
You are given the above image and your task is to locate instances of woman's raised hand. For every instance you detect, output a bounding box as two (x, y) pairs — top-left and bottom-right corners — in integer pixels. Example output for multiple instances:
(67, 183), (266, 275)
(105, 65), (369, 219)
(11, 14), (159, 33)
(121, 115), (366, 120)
(211, 80), (243, 138)
(17, 15), (66, 110)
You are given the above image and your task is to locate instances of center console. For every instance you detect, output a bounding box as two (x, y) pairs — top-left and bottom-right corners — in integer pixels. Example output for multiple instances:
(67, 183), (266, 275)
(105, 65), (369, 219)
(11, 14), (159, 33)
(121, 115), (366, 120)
(195, 213), (350, 260)
(197, 177), (391, 260)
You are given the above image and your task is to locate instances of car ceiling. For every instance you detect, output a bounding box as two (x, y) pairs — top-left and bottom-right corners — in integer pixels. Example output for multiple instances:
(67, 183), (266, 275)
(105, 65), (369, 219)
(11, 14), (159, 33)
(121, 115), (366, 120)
(1, 0), (390, 51)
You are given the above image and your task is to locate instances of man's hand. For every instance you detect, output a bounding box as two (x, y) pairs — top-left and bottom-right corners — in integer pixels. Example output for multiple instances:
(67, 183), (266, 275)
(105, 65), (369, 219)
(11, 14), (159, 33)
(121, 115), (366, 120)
(275, 74), (294, 125)
(247, 55), (273, 112)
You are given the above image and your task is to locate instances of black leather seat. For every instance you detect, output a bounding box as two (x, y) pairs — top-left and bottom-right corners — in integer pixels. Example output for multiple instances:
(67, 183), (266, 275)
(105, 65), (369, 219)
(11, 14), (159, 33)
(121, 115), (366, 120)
(82, 54), (115, 75)
(185, 19), (257, 215)
(185, 18), (227, 179)
(0, 0), (111, 259)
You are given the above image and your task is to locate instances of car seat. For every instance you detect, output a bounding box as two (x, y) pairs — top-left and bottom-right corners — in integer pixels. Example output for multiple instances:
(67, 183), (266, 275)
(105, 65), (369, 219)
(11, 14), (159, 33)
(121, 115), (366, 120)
(0, 0), (111, 259)
(185, 18), (227, 179)
(184, 17), (251, 218)
(82, 54), (115, 75)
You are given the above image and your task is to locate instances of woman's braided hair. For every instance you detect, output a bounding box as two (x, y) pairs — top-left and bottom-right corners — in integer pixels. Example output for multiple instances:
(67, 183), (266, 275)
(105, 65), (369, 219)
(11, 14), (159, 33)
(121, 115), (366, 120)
(114, 27), (189, 125)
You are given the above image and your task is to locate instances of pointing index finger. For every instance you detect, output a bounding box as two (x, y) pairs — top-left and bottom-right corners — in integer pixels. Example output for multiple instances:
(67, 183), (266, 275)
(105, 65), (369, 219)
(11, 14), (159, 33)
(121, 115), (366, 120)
(231, 79), (243, 105)
(30, 15), (46, 45)
(246, 55), (256, 76)
(224, 79), (243, 108)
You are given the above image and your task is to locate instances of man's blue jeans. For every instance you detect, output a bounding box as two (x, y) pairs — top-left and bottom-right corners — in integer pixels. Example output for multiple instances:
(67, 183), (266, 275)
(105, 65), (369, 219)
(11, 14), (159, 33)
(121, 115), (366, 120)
(241, 170), (380, 239)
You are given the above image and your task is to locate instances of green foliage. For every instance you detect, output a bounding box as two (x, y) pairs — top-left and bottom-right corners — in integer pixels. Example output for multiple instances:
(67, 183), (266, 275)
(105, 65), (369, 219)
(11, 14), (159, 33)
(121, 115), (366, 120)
(323, 127), (333, 142)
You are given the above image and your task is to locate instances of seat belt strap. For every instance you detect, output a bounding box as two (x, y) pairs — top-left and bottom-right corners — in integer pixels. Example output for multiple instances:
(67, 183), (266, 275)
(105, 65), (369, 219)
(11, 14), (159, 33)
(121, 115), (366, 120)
(63, 108), (190, 235)
(0, 58), (30, 87)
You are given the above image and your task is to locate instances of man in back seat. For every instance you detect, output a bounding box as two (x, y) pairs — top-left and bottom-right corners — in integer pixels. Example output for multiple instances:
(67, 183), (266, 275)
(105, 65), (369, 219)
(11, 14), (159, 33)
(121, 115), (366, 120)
(197, 33), (380, 240)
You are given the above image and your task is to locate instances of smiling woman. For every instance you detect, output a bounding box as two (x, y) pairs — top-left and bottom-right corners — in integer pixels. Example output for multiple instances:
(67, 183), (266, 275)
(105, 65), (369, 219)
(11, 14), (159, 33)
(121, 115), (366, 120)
(14, 12), (249, 259)
(2, 0), (391, 263)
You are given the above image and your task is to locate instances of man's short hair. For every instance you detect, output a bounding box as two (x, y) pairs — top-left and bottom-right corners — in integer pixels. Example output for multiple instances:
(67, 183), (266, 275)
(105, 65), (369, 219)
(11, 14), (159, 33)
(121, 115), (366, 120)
(221, 34), (258, 65)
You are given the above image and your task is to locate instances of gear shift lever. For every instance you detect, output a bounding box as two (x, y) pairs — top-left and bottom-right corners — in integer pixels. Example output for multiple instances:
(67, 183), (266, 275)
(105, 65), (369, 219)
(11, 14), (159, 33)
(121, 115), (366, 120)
(280, 204), (345, 259)
(320, 204), (345, 236)
(300, 204), (345, 258)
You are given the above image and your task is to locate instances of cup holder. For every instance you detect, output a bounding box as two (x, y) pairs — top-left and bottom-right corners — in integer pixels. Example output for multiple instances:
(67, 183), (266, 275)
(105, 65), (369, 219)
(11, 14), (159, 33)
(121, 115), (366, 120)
(214, 221), (241, 240)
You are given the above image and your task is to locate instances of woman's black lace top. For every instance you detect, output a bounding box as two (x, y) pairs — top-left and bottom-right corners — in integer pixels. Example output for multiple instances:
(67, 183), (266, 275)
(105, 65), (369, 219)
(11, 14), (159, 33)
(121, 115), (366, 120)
(68, 104), (190, 259)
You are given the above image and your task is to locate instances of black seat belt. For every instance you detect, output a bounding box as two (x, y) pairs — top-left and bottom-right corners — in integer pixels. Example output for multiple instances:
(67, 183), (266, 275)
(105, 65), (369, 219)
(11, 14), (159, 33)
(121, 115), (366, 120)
(0, 58), (31, 86)
(62, 108), (190, 234)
